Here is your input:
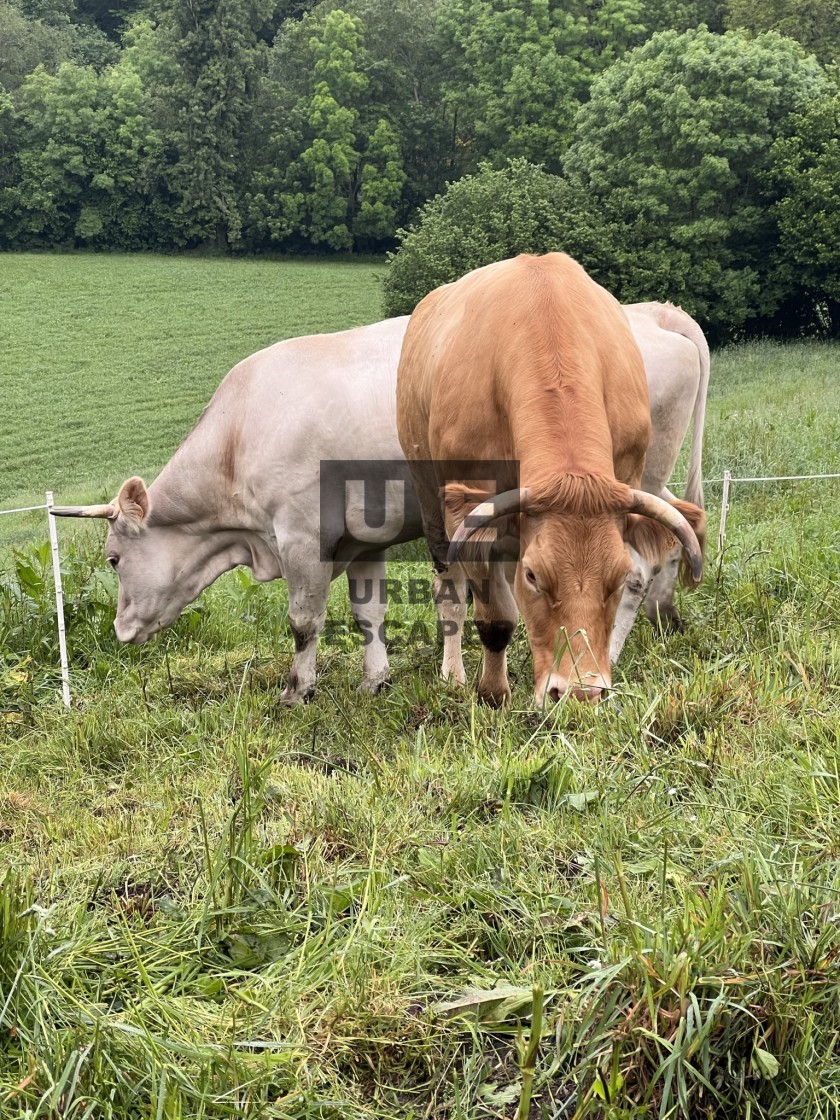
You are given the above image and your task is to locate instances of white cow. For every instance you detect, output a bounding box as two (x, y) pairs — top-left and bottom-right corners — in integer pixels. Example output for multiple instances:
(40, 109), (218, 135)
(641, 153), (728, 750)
(612, 301), (709, 661)
(54, 319), (419, 702)
(54, 304), (708, 700)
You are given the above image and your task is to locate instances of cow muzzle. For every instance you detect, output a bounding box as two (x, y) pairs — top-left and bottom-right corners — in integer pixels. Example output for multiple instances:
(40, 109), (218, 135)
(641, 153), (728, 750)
(114, 617), (148, 644)
(114, 607), (167, 644)
(535, 672), (609, 706)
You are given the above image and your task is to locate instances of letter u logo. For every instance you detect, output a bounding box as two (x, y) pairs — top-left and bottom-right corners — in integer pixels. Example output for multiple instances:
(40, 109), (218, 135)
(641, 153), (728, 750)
(344, 479), (406, 542)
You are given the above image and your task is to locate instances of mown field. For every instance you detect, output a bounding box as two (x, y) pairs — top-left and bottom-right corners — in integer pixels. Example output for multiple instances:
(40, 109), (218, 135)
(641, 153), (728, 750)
(1, 253), (840, 1119)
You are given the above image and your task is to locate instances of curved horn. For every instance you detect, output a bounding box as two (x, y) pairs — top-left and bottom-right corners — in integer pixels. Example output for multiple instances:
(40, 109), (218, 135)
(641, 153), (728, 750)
(51, 502), (117, 520)
(628, 489), (704, 584)
(447, 487), (529, 564)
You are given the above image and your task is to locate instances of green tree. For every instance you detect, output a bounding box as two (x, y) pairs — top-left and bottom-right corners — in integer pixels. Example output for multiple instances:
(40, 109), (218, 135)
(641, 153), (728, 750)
(344, 0), (453, 213)
(281, 8), (368, 249)
(0, 0), (116, 90)
(726, 0), (840, 66)
(770, 92), (840, 334)
(153, 0), (276, 248)
(16, 0), (118, 67)
(564, 28), (827, 339)
(382, 158), (605, 316)
(354, 117), (406, 244)
(246, 6), (408, 250)
(0, 2), (68, 89)
(74, 0), (147, 40)
(640, 0), (725, 33)
(438, 0), (649, 174)
(3, 59), (160, 247)
(0, 91), (21, 242)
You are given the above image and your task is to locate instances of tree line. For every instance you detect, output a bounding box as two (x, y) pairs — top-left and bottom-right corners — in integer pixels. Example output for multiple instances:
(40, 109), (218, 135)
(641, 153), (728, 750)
(1, 0), (838, 338)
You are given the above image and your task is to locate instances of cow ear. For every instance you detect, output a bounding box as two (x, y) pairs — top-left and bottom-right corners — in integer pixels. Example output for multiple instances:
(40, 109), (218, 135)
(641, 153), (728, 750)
(624, 498), (707, 589)
(116, 477), (150, 526)
(442, 482), (490, 521)
(624, 514), (675, 567)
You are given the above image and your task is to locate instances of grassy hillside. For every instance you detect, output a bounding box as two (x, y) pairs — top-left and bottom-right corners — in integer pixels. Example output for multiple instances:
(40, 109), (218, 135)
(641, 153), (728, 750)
(1, 253), (383, 512)
(1, 255), (839, 1118)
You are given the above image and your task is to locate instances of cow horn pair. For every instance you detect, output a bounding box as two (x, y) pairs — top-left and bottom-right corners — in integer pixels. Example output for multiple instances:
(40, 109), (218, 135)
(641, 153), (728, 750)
(447, 485), (704, 584)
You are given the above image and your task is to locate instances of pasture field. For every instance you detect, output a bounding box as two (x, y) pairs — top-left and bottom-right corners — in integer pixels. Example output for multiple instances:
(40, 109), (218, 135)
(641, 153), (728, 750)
(1, 252), (383, 519)
(1, 254), (840, 1119)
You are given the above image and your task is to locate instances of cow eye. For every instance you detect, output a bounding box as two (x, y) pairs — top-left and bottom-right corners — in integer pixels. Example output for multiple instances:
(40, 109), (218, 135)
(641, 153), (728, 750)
(107, 555), (119, 569)
(524, 566), (538, 587)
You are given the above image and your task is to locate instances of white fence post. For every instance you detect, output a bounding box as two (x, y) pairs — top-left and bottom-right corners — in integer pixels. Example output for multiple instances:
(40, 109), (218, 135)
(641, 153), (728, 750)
(46, 492), (71, 708)
(717, 469), (732, 556)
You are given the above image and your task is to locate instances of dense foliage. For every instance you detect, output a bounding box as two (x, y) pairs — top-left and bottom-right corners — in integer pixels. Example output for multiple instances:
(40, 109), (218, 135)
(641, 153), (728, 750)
(1, 0), (840, 335)
(387, 28), (840, 340)
(382, 159), (603, 317)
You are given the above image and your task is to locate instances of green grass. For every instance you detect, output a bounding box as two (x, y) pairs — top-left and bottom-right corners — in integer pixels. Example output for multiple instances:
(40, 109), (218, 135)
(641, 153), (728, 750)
(1, 252), (383, 512)
(1, 253), (840, 1118)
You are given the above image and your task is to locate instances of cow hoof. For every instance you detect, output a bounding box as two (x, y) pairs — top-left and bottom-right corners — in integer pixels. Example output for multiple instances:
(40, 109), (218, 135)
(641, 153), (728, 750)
(648, 606), (684, 634)
(477, 684), (512, 708)
(358, 672), (391, 696)
(441, 668), (467, 687)
(281, 683), (315, 705)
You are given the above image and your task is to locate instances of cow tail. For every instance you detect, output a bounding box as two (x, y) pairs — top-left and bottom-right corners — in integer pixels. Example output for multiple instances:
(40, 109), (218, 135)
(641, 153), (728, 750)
(681, 315), (710, 513)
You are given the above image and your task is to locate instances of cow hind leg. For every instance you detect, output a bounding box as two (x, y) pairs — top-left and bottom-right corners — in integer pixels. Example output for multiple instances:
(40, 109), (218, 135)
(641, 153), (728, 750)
(472, 565), (518, 707)
(282, 560), (333, 704)
(644, 543), (684, 633)
(434, 562), (468, 686)
(347, 557), (391, 694)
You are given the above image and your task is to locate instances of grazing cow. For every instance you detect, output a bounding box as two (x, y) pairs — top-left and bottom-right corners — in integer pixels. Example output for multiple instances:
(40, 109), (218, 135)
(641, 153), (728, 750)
(54, 295), (708, 704)
(53, 318), (424, 702)
(610, 301), (709, 661)
(435, 299), (710, 683)
(397, 254), (706, 705)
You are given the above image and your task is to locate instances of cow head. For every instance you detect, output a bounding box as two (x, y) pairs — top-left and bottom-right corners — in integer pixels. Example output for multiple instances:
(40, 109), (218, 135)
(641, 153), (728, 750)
(52, 478), (250, 643)
(448, 482), (705, 705)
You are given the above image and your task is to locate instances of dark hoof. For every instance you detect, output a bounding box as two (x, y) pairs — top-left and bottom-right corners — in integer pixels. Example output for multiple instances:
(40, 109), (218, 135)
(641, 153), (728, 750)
(281, 682), (315, 705)
(477, 685), (512, 708)
(358, 673), (391, 696)
(647, 605), (684, 634)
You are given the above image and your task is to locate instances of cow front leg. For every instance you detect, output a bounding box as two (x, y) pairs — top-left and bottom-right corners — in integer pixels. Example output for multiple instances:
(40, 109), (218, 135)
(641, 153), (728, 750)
(472, 564), (518, 706)
(609, 546), (654, 665)
(346, 558), (390, 694)
(282, 561), (333, 704)
(644, 542), (684, 633)
(434, 562), (467, 685)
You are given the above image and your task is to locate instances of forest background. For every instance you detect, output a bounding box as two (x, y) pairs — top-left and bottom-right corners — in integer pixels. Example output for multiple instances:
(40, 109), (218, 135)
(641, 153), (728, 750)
(1, 0), (839, 340)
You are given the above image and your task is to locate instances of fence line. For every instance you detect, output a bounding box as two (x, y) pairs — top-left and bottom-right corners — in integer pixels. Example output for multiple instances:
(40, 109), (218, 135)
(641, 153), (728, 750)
(1, 467), (838, 713)
(46, 493), (71, 708)
(1, 494), (71, 707)
(672, 471), (840, 487)
(0, 503), (50, 516)
(721, 472), (840, 483)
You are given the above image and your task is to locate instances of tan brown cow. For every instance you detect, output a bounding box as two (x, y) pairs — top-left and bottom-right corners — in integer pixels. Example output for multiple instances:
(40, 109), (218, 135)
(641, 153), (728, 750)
(397, 253), (706, 706)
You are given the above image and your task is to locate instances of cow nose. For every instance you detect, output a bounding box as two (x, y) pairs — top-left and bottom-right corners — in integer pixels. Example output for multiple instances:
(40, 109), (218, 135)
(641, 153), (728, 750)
(539, 676), (607, 705)
(570, 683), (603, 703)
(114, 616), (143, 644)
(548, 684), (602, 703)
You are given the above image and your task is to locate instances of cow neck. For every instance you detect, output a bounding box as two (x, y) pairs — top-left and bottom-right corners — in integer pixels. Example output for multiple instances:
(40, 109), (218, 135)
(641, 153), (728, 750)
(147, 436), (246, 531)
